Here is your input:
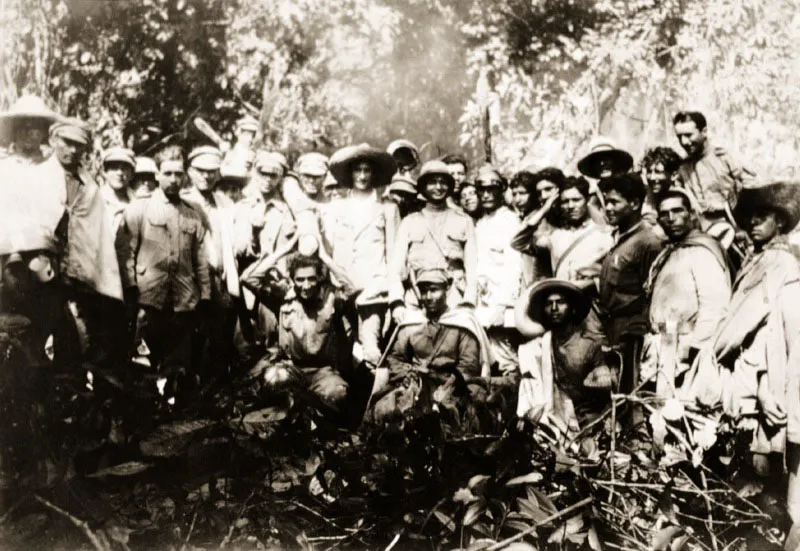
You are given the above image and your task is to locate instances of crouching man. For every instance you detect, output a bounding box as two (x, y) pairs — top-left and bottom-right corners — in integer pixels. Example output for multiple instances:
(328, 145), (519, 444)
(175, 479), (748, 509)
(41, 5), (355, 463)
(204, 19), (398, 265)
(516, 279), (616, 435)
(240, 238), (358, 411)
(370, 268), (495, 426)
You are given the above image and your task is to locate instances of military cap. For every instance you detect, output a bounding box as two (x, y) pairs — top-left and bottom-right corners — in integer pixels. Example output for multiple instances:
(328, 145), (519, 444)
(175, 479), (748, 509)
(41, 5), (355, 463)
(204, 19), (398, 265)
(188, 145), (222, 170)
(254, 151), (288, 175)
(294, 152), (329, 177)
(415, 268), (451, 286)
(417, 160), (455, 190)
(134, 157), (158, 175)
(474, 165), (507, 189)
(102, 147), (136, 168)
(236, 115), (260, 133)
(50, 117), (91, 145)
(387, 139), (420, 164)
(387, 173), (418, 196)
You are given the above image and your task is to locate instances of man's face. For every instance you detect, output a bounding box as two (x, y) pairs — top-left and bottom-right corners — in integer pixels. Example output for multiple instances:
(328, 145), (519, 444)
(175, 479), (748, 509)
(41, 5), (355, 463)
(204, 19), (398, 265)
(104, 161), (134, 191)
(51, 135), (85, 169)
(14, 119), (48, 153)
(657, 196), (693, 242)
(446, 163), (467, 187)
(747, 208), (783, 247)
(536, 180), (559, 203)
(675, 121), (706, 158)
(219, 180), (243, 203)
(422, 175), (450, 204)
(188, 165), (219, 192)
(476, 181), (503, 213)
(352, 161), (374, 191)
(133, 174), (157, 195)
(544, 292), (571, 327)
(646, 162), (671, 195)
(159, 161), (185, 198)
(511, 185), (531, 214)
(252, 168), (282, 196)
(602, 189), (638, 227)
(393, 149), (417, 174)
(459, 185), (480, 214)
(419, 283), (448, 318)
(299, 173), (325, 197)
(292, 266), (321, 302)
(560, 187), (588, 225)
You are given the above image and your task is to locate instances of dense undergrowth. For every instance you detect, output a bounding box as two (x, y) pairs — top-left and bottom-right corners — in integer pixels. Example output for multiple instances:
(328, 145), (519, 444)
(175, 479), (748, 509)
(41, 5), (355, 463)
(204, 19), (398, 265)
(0, 339), (792, 551)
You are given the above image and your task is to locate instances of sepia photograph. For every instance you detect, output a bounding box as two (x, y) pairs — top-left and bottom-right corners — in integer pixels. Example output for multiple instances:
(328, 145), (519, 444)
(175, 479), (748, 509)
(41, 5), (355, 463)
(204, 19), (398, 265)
(1, 0), (799, 549)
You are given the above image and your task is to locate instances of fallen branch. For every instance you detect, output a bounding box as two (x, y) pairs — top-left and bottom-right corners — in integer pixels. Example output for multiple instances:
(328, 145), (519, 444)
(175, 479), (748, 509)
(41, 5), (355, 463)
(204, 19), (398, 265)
(34, 495), (108, 551)
(484, 497), (593, 551)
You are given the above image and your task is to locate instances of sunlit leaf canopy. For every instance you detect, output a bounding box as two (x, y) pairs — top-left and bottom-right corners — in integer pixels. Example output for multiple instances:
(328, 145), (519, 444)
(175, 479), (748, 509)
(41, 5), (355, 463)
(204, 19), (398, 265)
(2, 0), (798, 177)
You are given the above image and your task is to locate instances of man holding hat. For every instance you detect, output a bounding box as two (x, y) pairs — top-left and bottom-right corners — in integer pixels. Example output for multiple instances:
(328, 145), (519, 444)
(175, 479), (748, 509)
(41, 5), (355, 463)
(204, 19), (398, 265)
(642, 188), (730, 399)
(389, 160), (477, 317)
(0, 95), (66, 362)
(473, 165), (523, 375)
(324, 143), (399, 366)
(383, 172), (423, 219)
(370, 267), (493, 425)
(683, 181), (800, 521)
(516, 279), (615, 433)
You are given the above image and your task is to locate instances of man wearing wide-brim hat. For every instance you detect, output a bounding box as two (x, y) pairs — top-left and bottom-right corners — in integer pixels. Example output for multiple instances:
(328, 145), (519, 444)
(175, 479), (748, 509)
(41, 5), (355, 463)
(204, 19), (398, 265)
(516, 278), (616, 434)
(322, 143), (400, 366)
(388, 160), (477, 319)
(576, 136), (633, 180)
(0, 96), (67, 363)
(683, 181), (800, 521)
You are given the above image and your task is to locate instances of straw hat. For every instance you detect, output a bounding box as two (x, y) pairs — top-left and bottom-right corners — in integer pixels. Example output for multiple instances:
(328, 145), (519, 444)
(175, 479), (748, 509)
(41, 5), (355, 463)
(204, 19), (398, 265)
(521, 278), (590, 326)
(329, 143), (396, 188)
(733, 181), (800, 233)
(577, 136), (633, 179)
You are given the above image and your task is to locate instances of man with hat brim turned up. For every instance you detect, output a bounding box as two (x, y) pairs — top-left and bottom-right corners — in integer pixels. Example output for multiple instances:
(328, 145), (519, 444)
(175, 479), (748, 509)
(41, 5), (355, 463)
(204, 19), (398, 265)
(516, 279), (616, 435)
(384, 172), (423, 219)
(239, 236), (360, 415)
(389, 160), (477, 317)
(682, 181), (800, 522)
(387, 139), (420, 177)
(124, 148), (211, 392)
(641, 188), (730, 401)
(183, 146), (240, 374)
(369, 267), (494, 428)
(473, 165), (523, 379)
(233, 151), (297, 353)
(577, 136), (634, 224)
(596, 172), (665, 427)
(50, 118), (132, 366)
(323, 143), (400, 366)
(0, 96), (65, 362)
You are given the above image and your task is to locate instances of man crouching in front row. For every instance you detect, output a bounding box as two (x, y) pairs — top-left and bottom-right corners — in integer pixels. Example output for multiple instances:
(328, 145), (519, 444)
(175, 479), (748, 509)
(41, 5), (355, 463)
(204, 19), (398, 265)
(240, 237), (358, 412)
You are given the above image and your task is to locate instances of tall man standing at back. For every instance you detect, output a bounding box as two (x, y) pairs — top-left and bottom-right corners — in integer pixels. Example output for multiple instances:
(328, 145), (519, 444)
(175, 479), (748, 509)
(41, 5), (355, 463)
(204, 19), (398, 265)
(673, 111), (756, 258)
(597, 173), (665, 421)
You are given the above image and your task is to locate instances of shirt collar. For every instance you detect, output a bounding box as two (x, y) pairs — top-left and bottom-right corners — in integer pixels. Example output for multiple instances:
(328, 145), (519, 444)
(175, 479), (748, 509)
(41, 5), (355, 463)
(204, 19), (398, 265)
(612, 219), (646, 245)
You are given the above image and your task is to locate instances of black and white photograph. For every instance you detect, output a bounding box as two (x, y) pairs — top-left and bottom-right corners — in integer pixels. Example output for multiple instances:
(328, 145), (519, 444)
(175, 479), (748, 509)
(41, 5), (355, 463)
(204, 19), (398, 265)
(1, 0), (799, 549)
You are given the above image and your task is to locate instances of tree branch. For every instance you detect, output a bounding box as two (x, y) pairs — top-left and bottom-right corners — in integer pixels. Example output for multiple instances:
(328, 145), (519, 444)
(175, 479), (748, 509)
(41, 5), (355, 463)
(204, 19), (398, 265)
(34, 495), (109, 551)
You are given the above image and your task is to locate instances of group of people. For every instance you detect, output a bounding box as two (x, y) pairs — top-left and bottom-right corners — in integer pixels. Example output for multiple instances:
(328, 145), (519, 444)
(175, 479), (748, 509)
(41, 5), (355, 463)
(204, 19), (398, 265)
(2, 95), (800, 518)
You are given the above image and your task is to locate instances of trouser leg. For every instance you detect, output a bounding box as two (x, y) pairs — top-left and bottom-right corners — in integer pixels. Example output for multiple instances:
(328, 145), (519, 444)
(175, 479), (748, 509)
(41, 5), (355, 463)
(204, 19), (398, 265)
(619, 335), (644, 429)
(787, 443), (800, 523)
(357, 304), (384, 366)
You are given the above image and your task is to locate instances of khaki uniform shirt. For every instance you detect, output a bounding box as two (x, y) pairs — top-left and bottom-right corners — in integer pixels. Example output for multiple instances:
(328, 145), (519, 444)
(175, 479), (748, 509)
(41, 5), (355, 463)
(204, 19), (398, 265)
(124, 190), (211, 311)
(388, 205), (477, 304)
(233, 194), (296, 264)
(677, 143), (754, 214)
(387, 319), (481, 378)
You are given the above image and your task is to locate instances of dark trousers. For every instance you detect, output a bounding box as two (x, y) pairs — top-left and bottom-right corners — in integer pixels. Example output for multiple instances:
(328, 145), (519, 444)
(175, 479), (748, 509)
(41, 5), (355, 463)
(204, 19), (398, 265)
(135, 306), (196, 374)
(618, 334), (644, 429)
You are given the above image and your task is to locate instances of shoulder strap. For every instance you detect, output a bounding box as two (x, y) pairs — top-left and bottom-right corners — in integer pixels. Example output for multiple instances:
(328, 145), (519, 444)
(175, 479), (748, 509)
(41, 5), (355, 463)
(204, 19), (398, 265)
(553, 225), (597, 276)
